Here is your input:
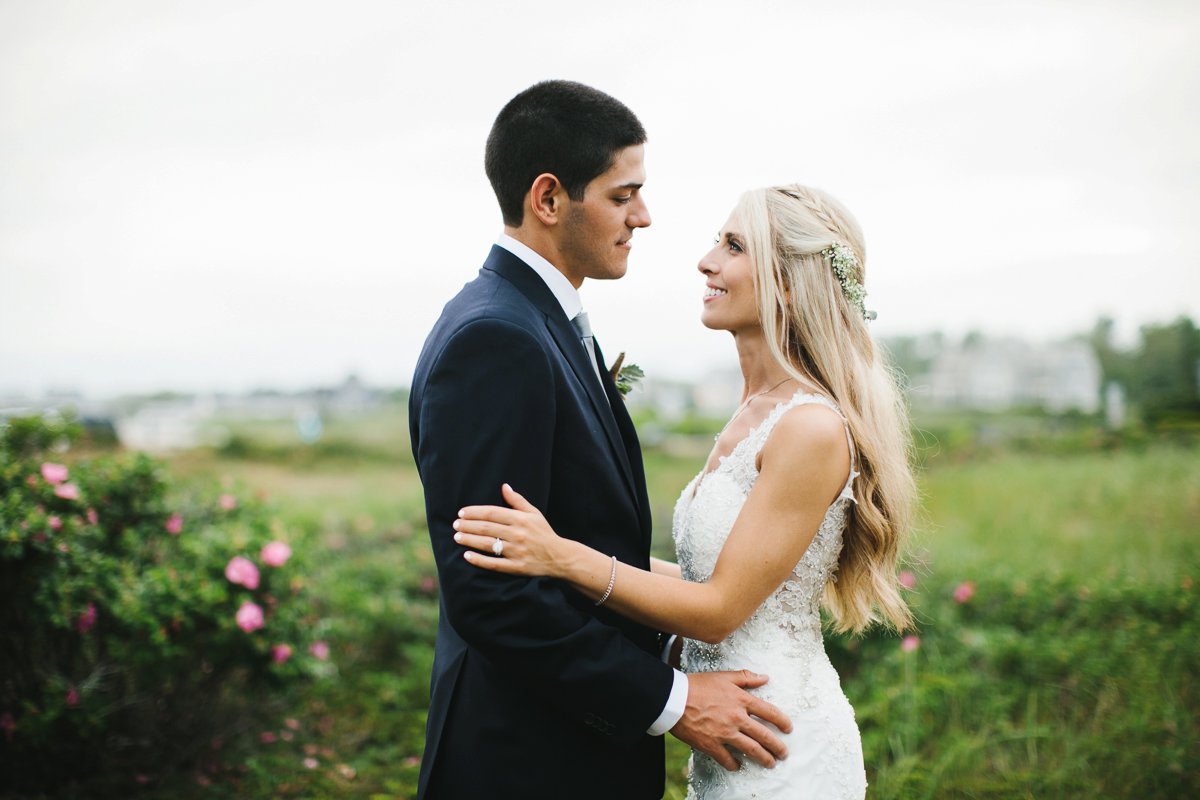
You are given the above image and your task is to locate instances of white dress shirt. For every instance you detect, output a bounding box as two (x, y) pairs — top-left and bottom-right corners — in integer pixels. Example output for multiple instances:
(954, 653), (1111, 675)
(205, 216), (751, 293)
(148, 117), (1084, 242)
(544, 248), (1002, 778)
(494, 233), (689, 736)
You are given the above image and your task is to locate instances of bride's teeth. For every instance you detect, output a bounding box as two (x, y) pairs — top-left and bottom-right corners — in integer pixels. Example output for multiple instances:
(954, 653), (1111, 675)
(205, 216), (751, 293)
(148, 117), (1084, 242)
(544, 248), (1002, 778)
(705, 288), (727, 298)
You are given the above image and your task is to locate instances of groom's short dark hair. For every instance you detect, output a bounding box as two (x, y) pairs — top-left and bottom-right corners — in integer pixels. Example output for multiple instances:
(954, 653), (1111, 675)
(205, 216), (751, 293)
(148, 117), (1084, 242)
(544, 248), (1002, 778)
(485, 80), (647, 227)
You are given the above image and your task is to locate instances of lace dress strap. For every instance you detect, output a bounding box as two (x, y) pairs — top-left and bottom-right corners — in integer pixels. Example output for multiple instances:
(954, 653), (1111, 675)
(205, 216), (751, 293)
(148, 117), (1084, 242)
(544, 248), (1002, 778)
(751, 391), (859, 504)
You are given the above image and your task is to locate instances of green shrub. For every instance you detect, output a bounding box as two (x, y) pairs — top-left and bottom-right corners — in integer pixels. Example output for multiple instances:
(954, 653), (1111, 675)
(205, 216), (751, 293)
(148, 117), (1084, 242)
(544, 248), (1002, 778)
(825, 576), (1200, 798)
(0, 418), (325, 795)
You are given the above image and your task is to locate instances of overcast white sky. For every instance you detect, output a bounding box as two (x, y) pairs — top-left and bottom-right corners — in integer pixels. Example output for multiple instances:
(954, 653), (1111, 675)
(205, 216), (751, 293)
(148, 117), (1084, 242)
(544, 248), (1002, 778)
(2, 0), (1197, 397)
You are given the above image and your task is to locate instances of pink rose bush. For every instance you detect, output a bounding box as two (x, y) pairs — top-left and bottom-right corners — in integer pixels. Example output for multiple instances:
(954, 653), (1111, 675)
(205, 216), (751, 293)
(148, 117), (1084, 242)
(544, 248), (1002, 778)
(41, 463), (69, 485)
(953, 581), (976, 604)
(901, 635), (921, 653)
(261, 541), (292, 567)
(76, 603), (97, 634)
(236, 601), (265, 633)
(225, 556), (261, 590)
(54, 483), (80, 501)
(3, 416), (321, 792)
(899, 570), (917, 590)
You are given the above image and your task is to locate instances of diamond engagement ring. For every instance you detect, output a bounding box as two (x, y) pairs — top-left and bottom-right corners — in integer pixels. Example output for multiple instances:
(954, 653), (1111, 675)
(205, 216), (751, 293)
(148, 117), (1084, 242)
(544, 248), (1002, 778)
(492, 538), (504, 557)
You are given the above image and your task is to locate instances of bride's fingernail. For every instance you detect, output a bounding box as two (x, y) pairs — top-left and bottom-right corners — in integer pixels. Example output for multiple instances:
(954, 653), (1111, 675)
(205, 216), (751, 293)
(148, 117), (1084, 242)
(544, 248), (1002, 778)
(457, 509), (465, 518)
(453, 533), (463, 542)
(452, 519), (460, 530)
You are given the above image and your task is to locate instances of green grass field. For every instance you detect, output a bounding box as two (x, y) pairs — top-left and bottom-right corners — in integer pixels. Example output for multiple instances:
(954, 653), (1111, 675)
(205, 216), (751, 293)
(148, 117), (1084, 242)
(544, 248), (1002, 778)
(155, 407), (1198, 798)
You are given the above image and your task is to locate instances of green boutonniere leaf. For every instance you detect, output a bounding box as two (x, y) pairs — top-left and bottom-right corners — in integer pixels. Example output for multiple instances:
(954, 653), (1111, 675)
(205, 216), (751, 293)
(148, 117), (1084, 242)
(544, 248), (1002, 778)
(608, 352), (645, 397)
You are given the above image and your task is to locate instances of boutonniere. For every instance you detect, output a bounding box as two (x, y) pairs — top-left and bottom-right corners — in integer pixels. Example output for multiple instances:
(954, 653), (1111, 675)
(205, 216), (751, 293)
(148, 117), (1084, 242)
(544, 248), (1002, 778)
(608, 352), (645, 398)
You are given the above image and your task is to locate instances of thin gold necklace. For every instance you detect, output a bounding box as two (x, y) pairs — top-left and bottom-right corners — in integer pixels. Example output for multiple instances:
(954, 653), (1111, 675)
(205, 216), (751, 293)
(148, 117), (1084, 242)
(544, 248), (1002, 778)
(714, 377), (795, 442)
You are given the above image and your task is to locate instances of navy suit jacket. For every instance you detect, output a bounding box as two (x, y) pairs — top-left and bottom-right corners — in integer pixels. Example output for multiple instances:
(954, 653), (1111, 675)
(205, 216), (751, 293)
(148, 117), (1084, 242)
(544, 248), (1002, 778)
(409, 246), (674, 799)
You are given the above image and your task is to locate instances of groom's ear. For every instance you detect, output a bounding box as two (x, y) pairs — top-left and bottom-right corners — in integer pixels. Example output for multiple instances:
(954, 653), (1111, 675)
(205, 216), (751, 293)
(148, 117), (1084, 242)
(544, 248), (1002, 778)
(528, 173), (567, 227)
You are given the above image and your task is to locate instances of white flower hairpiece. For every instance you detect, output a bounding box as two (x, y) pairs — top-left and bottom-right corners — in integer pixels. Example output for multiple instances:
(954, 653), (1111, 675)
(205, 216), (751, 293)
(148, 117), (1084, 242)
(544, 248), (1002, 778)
(822, 242), (877, 321)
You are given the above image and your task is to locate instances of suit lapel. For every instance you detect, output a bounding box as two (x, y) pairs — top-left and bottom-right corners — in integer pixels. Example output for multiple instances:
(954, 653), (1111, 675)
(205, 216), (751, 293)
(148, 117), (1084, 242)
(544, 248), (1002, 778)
(593, 339), (652, 542)
(544, 318), (639, 503)
(483, 247), (639, 505)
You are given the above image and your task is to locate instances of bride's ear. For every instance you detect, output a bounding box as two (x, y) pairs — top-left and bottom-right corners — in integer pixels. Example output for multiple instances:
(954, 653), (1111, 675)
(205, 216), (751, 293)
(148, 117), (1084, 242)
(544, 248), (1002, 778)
(528, 173), (566, 227)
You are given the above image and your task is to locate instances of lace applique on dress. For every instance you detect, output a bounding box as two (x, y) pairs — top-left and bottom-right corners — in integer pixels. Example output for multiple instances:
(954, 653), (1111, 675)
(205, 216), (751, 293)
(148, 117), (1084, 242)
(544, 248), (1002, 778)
(672, 391), (867, 799)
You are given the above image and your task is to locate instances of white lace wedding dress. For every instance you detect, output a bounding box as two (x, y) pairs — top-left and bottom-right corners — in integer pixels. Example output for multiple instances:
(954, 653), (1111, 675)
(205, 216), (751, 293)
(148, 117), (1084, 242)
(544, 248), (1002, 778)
(672, 391), (867, 799)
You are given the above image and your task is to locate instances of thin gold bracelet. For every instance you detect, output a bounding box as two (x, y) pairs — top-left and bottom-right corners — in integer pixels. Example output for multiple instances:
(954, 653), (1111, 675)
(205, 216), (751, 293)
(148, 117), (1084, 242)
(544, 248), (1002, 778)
(595, 555), (618, 607)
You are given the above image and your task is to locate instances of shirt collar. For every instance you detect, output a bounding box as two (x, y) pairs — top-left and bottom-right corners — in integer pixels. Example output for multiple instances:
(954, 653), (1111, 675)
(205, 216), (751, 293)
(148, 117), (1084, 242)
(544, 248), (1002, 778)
(495, 233), (583, 320)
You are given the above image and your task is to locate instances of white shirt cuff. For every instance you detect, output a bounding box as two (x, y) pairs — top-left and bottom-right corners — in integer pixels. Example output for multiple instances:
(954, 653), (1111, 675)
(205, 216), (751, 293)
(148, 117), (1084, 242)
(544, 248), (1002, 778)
(645, 668), (688, 736)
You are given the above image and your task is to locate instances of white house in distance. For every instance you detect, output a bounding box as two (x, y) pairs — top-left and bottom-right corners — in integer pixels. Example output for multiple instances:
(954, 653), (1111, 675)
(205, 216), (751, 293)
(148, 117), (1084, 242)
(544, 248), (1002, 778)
(914, 338), (1101, 413)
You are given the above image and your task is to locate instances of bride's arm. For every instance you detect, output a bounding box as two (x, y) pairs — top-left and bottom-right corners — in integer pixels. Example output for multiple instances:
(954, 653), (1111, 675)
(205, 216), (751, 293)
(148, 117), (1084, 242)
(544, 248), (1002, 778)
(650, 557), (681, 579)
(455, 406), (851, 644)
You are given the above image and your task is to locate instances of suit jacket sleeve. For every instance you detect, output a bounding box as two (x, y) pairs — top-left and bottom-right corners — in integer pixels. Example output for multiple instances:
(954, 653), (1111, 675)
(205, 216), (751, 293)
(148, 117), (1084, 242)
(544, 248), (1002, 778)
(415, 316), (674, 743)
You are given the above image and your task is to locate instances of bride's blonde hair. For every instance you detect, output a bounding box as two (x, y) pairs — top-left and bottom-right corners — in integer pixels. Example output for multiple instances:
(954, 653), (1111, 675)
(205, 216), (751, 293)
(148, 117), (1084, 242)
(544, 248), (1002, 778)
(735, 184), (914, 634)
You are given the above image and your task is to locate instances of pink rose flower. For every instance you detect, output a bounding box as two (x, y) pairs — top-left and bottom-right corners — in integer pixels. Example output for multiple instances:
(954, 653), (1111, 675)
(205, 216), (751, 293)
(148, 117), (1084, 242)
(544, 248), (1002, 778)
(953, 581), (976, 604)
(86, 508), (99, 525)
(271, 644), (293, 664)
(308, 641), (330, 661)
(219, 494), (237, 511)
(901, 635), (921, 653)
(261, 541), (292, 567)
(260, 731), (277, 744)
(419, 575), (438, 595)
(303, 757), (318, 770)
(225, 556), (260, 590)
(284, 718), (300, 730)
(0, 711), (14, 743)
(898, 571), (917, 590)
(165, 513), (184, 535)
(48, 516), (62, 531)
(26, 474), (39, 488)
(41, 463), (69, 485)
(76, 603), (97, 634)
(236, 601), (264, 633)
(135, 775), (150, 785)
(54, 483), (80, 501)
(280, 730), (294, 742)
(66, 687), (80, 707)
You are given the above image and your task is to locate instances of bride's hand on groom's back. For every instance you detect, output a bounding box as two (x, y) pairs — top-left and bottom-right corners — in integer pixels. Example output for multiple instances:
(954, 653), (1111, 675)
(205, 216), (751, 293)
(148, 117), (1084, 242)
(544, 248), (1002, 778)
(670, 670), (792, 772)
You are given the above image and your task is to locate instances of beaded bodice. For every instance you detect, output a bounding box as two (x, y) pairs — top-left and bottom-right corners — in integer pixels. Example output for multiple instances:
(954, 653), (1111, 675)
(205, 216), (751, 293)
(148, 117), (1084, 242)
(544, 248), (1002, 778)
(671, 391), (867, 799)
(672, 391), (857, 693)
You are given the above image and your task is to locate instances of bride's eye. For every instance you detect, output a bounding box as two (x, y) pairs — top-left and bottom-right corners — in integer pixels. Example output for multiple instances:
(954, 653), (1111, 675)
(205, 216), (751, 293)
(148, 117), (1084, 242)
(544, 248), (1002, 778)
(728, 239), (743, 254)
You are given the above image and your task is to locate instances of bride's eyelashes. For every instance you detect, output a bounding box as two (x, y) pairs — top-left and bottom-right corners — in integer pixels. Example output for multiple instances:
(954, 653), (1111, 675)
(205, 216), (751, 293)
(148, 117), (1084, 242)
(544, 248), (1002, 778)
(714, 232), (744, 254)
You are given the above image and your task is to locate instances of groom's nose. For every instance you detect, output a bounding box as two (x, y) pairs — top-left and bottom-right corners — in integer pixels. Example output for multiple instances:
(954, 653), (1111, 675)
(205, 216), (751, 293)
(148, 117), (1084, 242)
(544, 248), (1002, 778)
(628, 195), (651, 229)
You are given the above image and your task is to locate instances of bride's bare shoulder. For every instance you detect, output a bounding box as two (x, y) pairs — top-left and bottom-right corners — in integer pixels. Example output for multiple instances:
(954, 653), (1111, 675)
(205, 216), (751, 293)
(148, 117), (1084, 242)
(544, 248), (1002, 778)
(758, 402), (851, 485)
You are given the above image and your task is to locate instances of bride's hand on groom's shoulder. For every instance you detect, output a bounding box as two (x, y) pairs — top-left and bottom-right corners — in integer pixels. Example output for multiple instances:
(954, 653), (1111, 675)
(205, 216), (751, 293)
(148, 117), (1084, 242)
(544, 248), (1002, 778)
(453, 484), (567, 578)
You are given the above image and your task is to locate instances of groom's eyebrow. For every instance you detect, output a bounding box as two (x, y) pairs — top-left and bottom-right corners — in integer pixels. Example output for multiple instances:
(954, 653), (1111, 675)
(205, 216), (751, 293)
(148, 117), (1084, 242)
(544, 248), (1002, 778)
(616, 182), (643, 190)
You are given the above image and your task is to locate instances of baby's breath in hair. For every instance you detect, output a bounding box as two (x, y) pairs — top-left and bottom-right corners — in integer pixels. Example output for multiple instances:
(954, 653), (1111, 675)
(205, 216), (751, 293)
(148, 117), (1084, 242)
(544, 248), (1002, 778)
(823, 242), (877, 321)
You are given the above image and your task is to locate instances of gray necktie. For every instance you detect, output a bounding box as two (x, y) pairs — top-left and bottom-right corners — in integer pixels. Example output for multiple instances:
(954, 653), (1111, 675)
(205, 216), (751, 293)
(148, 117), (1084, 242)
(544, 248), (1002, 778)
(571, 311), (606, 387)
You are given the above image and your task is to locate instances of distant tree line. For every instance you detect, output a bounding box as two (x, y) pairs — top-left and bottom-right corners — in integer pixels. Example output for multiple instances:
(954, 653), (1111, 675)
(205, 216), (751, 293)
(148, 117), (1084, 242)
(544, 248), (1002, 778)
(1090, 316), (1200, 426)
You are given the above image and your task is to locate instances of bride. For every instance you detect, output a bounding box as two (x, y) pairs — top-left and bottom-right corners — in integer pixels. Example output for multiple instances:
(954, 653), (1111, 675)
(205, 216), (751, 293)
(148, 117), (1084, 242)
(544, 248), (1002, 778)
(452, 184), (915, 799)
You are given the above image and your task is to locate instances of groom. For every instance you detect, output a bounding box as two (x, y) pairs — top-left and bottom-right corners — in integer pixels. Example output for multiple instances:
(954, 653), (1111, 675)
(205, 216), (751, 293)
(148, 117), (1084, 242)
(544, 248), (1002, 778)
(409, 80), (789, 800)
